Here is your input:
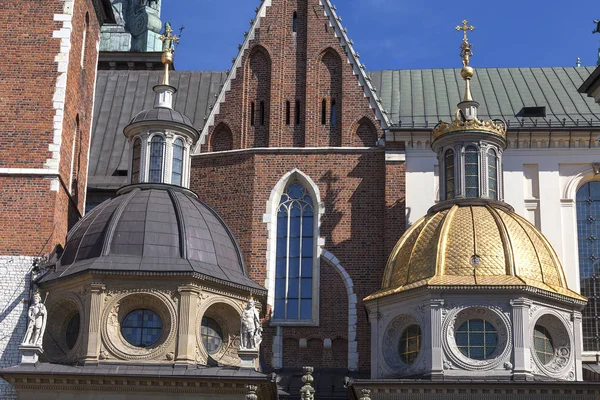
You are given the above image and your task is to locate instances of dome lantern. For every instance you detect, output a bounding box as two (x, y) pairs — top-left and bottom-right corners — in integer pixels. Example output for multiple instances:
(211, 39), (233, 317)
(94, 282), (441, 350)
(432, 20), (507, 201)
(123, 22), (198, 188)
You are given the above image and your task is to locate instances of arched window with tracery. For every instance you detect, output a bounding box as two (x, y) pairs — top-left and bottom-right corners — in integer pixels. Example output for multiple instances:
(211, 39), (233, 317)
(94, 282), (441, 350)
(131, 138), (141, 183)
(445, 149), (455, 200)
(171, 138), (184, 186)
(274, 183), (315, 321)
(577, 181), (600, 351)
(464, 145), (479, 198)
(149, 136), (165, 183)
(487, 149), (498, 200)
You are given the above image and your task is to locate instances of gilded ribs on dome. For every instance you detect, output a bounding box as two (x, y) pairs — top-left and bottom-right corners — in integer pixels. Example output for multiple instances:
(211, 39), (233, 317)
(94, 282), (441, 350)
(368, 202), (585, 302)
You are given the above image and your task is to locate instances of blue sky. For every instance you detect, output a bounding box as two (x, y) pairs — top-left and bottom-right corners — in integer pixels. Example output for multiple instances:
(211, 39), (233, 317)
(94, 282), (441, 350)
(162, 0), (600, 71)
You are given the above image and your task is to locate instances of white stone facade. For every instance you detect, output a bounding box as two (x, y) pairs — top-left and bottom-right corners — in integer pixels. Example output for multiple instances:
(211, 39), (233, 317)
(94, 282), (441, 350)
(367, 292), (583, 381)
(0, 256), (33, 399)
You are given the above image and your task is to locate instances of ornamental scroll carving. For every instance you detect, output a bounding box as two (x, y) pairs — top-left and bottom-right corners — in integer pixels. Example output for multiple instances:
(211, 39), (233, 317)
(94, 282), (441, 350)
(442, 304), (512, 371)
(101, 289), (177, 361)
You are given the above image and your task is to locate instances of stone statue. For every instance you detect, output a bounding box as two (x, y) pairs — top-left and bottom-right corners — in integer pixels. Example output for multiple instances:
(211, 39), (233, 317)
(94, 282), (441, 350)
(240, 299), (262, 350)
(22, 292), (47, 347)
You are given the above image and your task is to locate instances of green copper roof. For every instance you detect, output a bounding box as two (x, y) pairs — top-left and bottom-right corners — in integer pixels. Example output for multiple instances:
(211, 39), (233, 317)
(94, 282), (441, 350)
(369, 67), (600, 129)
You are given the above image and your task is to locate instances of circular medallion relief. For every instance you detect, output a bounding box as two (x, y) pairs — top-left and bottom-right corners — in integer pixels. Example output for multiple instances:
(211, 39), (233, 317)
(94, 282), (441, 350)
(101, 291), (177, 361)
(442, 306), (511, 371)
(531, 313), (572, 378)
(382, 314), (423, 374)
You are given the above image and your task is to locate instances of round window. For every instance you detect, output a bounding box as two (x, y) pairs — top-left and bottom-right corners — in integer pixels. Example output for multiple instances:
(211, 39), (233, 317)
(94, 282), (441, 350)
(201, 317), (223, 354)
(456, 319), (498, 360)
(121, 309), (163, 348)
(65, 313), (80, 350)
(398, 324), (421, 365)
(534, 325), (554, 365)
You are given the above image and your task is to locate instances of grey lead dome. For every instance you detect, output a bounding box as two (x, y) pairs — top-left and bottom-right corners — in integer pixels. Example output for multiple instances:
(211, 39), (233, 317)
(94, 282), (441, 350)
(129, 107), (194, 127)
(43, 184), (264, 292)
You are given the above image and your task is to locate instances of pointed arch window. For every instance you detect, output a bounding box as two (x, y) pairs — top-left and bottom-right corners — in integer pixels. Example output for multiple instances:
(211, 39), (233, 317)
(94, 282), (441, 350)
(445, 149), (455, 200)
(260, 101), (265, 126)
(131, 138), (141, 183)
(330, 99), (337, 127)
(172, 138), (184, 186)
(321, 99), (327, 125)
(295, 100), (301, 125)
(487, 148), (498, 200)
(292, 11), (297, 33)
(285, 101), (291, 125)
(577, 181), (600, 351)
(149, 136), (165, 183)
(274, 183), (315, 321)
(464, 145), (479, 198)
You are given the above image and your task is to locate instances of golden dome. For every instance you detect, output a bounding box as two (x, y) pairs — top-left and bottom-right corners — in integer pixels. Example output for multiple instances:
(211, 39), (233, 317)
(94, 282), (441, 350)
(366, 200), (585, 302)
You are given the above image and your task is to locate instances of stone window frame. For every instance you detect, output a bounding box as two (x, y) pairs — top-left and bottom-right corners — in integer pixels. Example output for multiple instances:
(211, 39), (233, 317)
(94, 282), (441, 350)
(530, 310), (574, 379)
(265, 169), (324, 327)
(381, 314), (425, 375)
(442, 305), (512, 371)
(128, 131), (192, 187)
(438, 141), (504, 201)
(101, 291), (178, 361)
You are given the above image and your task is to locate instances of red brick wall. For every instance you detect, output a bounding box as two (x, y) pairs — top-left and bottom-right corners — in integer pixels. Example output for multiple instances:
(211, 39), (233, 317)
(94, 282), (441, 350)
(191, 148), (406, 370)
(203, 0), (383, 151)
(0, 0), (102, 255)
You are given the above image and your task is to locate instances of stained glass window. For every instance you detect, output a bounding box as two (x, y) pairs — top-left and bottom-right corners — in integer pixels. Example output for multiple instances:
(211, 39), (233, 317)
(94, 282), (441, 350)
(149, 136), (165, 183)
(274, 183), (315, 321)
(171, 138), (184, 186)
(131, 138), (141, 183)
(464, 146), (479, 198)
(577, 181), (600, 351)
(66, 313), (80, 350)
(201, 317), (223, 354)
(398, 325), (421, 365)
(488, 149), (498, 200)
(445, 149), (455, 200)
(533, 325), (554, 364)
(456, 319), (498, 360)
(121, 309), (162, 348)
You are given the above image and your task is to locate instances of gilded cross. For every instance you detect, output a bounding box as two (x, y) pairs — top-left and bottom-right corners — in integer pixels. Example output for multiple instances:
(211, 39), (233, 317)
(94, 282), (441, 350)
(159, 22), (180, 54)
(456, 19), (475, 42)
(456, 19), (475, 67)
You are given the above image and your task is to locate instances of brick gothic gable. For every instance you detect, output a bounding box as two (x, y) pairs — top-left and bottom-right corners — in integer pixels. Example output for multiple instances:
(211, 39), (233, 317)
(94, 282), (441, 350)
(198, 0), (389, 152)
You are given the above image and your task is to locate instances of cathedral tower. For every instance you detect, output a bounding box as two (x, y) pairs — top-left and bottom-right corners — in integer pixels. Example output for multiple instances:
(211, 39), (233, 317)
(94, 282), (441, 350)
(0, 1), (113, 398)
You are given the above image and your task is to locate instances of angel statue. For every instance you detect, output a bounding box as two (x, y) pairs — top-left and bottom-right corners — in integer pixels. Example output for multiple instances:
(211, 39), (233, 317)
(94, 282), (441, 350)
(22, 292), (47, 347)
(240, 298), (262, 350)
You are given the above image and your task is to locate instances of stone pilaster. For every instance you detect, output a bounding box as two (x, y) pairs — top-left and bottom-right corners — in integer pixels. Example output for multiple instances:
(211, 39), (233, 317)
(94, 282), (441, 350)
(572, 311), (583, 381)
(511, 298), (533, 380)
(175, 285), (200, 364)
(83, 283), (105, 364)
(426, 299), (445, 378)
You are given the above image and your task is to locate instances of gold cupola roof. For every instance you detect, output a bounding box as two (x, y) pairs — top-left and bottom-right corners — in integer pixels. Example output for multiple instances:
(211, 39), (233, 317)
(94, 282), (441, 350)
(366, 200), (585, 303)
(432, 20), (507, 141)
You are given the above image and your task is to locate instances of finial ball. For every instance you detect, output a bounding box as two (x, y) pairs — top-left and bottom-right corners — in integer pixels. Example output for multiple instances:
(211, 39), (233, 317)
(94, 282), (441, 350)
(461, 66), (474, 80)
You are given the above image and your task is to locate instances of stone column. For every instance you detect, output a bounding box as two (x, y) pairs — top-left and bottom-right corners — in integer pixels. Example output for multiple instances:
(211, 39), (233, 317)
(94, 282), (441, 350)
(83, 283), (105, 364)
(572, 311), (583, 381)
(511, 298), (533, 380)
(426, 299), (445, 378)
(175, 284), (200, 364)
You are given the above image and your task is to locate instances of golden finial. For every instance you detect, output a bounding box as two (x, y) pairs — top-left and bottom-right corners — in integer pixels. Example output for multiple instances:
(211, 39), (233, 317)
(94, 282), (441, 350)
(159, 22), (180, 86)
(455, 19), (475, 101)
